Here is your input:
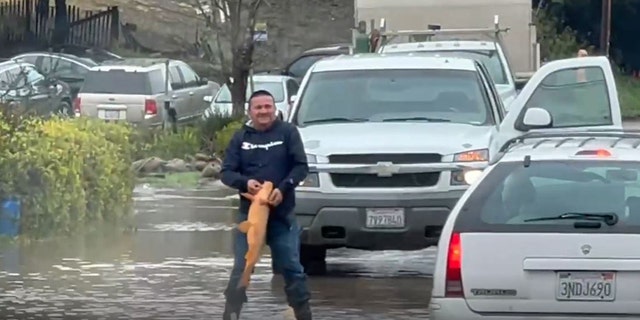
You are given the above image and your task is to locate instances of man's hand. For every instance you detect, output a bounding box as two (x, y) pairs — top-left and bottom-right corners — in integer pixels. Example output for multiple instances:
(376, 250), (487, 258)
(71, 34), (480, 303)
(247, 179), (262, 194)
(268, 188), (283, 206)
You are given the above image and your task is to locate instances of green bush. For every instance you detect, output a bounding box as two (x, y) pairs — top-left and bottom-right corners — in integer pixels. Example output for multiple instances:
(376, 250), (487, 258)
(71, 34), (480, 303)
(133, 126), (201, 160)
(215, 120), (245, 157)
(536, 7), (592, 61)
(0, 115), (136, 238)
(129, 112), (242, 161)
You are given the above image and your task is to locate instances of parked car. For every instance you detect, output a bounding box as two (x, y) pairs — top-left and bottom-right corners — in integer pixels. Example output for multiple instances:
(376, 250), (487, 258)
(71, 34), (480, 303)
(0, 60), (73, 117)
(381, 41), (520, 108)
(202, 74), (299, 120)
(280, 44), (351, 81)
(430, 130), (640, 319)
(49, 44), (124, 63)
(74, 58), (219, 126)
(12, 52), (99, 99)
(287, 54), (622, 275)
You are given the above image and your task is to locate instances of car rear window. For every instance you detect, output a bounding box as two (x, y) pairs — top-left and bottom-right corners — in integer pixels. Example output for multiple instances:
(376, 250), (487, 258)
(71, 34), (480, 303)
(215, 81), (286, 103)
(454, 160), (640, 233)
(81, 69), (163, 95)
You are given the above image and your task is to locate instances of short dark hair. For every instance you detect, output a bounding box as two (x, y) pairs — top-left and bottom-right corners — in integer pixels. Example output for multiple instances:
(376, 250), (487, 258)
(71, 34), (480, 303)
(248, 89), (274, 108)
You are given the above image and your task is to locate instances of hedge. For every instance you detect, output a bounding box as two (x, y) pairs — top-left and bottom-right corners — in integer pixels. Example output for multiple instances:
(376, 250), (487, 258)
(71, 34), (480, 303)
(0, 111), (246, 238)
(0, 116), (136, 238)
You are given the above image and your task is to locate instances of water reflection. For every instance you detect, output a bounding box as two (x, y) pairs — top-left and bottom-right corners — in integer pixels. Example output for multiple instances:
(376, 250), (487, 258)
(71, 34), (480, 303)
(0, 186), (433, 319)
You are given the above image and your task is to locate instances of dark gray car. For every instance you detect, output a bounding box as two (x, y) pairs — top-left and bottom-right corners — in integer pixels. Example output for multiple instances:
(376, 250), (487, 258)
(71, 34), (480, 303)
(0, 61), (73, 117)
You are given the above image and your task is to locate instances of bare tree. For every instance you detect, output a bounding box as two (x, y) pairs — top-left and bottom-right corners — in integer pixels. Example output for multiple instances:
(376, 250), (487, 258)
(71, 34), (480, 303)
(195, 0), (267, 118)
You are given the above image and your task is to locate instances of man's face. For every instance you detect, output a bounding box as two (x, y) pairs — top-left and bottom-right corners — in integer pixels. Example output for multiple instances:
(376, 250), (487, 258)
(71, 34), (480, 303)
(248, 94), (276, 128)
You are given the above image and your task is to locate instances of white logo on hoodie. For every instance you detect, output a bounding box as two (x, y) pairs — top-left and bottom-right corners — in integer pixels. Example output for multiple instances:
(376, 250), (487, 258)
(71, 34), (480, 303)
(241, 141), (283, 151)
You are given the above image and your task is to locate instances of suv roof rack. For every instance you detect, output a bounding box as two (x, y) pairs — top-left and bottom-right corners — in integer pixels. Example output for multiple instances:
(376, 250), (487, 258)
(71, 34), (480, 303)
(496, 129), (640, 158)
(101, 58), (172, 68)
(375, 15), (510, 47)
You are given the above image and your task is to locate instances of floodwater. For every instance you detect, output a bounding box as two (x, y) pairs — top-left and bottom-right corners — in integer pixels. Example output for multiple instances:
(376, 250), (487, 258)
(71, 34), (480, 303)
(0, 183), (434, 319)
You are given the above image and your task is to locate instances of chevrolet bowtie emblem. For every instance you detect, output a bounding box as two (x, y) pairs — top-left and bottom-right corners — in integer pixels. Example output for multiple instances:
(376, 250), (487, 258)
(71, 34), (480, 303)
(373, 161), (399, 177)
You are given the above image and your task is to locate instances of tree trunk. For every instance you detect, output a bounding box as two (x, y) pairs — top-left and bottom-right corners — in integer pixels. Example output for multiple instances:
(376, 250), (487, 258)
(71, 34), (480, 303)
(52, 0), (69, 45)
(230, 72), (248, 119)
(229, 40), (253, 119)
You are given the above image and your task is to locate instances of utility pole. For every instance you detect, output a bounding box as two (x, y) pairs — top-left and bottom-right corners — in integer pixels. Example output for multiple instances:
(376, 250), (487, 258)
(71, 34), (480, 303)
(599, 0), (612, 57)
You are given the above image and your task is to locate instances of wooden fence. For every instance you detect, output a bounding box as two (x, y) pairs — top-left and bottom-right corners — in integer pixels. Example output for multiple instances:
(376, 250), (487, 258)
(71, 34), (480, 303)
(0, 0), (119, 48)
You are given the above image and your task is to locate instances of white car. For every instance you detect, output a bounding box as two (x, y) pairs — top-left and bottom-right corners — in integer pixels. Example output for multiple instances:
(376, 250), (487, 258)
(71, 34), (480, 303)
(490, 56), (623, 160)
(430, 129), (640, 319)
(380, 40), (520, 109)
(202, 74), (299, 120)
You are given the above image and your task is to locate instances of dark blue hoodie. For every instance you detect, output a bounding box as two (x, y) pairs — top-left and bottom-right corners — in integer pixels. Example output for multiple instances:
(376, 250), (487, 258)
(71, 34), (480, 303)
(220, 119), (308, 220)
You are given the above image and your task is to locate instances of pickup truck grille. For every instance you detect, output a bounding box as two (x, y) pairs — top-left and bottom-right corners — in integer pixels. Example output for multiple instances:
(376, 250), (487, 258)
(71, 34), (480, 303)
(330, 172), (440, 188)
(328, 153), (441, 164)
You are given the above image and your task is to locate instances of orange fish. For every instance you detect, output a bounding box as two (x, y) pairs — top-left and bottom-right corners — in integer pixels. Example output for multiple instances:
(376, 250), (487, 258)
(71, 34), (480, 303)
(237, 181), (274, 289)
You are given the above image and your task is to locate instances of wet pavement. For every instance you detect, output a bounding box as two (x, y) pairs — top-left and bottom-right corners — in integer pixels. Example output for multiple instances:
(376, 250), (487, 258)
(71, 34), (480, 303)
(0, 183), (434, 319)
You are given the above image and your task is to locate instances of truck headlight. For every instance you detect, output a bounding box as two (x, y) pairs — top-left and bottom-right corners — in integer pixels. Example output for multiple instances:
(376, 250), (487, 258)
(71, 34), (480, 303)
(451, 149), (488, 185)
(451, 169), (483, 185)
(453, 149), (488, 162)
(300, 153), (320, 187)
(299, 173), (320, 188)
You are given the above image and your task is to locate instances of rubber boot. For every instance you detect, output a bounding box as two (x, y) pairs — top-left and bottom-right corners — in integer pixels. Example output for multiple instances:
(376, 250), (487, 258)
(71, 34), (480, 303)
(293, 303), (312, 320)
(223, 288), (246, 320)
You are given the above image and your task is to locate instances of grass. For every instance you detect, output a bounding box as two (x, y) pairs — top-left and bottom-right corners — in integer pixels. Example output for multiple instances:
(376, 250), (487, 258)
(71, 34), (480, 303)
(617, 74), (640, 119)
(136, 172), (203, 189)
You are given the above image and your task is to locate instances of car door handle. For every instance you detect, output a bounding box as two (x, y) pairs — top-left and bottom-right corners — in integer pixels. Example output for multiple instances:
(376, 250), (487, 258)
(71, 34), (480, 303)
(188, 91), (194, 96)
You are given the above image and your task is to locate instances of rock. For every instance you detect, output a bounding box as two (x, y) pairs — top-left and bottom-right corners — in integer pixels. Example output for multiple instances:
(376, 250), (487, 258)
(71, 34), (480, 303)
(163, 158), (190, 173)
(184, 154), (196, 163)
(210, 154), (223, 164)
(201, 162), (221, 178)
(194, 160), (208, 171)
(194, 153), (211, 162)
(132, 157), (166, 174)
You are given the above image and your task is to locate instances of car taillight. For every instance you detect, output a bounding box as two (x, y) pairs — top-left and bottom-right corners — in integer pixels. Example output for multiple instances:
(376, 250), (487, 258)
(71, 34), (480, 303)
(144, 99), (157, 115)
(445, 232), (464, 297)
(73, 97), (81, 113)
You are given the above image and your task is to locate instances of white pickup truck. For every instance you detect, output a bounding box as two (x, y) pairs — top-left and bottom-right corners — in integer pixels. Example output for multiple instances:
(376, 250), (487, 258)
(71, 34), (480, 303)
(288, 54), (623, 275)
(356, 0), (540, 108)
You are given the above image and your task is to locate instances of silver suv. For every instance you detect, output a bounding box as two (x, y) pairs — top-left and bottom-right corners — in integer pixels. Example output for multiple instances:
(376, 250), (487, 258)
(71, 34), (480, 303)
(75, 58), (219, 125)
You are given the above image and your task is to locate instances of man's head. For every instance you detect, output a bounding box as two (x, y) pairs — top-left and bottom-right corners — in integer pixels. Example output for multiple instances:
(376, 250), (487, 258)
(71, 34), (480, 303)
(248, 89), (277, 130)
(577, 49), (588, 57)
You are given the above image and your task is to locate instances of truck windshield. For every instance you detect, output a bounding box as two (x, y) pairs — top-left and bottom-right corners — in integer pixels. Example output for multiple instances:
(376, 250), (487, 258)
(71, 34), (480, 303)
(295, 69), (493, 126)
(398, 50), (508, 85)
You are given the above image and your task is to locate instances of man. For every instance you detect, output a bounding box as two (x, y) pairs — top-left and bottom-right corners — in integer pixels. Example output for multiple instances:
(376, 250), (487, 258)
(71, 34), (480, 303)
(576, 49), (588, 82)
(220, 89), (312, 320)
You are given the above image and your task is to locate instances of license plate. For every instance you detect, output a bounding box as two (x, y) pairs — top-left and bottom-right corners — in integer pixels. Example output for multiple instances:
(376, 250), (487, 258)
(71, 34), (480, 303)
(556, 271), (616, 301)
(365, 208), (405, 228)
(102, 110), (120, 120)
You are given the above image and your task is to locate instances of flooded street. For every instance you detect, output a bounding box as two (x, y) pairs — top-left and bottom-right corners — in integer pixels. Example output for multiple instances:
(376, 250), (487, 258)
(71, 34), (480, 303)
(0, 184), (434, 319)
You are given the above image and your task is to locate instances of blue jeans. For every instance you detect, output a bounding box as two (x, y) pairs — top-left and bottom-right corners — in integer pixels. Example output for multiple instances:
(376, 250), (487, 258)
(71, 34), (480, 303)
(224, 212), (311, 308)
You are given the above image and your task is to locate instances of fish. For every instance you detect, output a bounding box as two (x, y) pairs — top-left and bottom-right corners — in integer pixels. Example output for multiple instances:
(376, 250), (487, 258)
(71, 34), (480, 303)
(237, 181), (274, 289)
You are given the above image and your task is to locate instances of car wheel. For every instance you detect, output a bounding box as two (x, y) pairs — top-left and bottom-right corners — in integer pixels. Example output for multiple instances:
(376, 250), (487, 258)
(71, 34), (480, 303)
(56, 101), (73, 118)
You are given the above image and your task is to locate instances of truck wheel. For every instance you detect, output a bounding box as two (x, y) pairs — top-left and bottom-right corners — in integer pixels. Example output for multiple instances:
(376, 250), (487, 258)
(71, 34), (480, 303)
(300, 245), (327, 276)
